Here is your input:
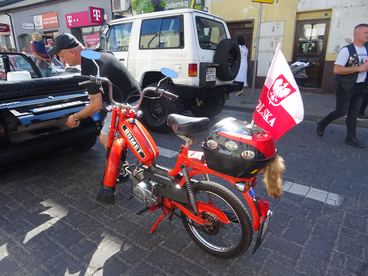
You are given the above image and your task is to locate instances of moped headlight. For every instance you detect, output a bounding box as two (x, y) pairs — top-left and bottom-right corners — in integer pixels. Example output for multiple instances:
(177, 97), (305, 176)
(206, 139), (218, 149)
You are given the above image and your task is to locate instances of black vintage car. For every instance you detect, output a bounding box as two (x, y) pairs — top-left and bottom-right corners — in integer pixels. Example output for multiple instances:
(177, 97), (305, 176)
(0, 52), (98, 168)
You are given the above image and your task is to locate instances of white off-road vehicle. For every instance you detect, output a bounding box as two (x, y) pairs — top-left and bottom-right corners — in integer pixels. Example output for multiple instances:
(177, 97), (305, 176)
(100, 8), (240, 131)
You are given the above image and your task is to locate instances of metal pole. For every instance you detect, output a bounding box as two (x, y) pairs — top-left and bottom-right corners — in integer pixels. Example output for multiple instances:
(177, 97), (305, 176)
(251, 3), (262, 103)
(4, 12), (17, 50)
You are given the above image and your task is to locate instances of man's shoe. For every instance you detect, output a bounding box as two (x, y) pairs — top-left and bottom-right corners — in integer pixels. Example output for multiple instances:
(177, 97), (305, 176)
(357, 114), (368, 121)
(345, 137), (365, 148)
(316, 122), (324, 137)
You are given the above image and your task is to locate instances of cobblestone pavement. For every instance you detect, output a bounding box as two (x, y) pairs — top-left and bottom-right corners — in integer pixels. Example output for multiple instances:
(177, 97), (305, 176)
(0, 110), (368, 275)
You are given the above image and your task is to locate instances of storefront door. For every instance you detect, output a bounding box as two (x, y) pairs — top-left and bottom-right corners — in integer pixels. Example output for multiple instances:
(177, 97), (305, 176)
(293, 19), (330, 88)
(227, 21), (253, 57)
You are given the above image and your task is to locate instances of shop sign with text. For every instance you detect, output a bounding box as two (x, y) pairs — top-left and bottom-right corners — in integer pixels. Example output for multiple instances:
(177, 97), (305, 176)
(252, 0), (274, 4)
(66, 8), (104, 28)
(33, 12), (59, 30)
(89, 7), (104, 24)
(22, 23), (35, 30)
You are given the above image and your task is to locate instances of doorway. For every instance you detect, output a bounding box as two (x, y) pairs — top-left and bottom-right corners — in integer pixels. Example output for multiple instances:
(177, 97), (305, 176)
(293, 19), (330, 88)
(43, 31), (58, 47)
(227, 21), (253, 85)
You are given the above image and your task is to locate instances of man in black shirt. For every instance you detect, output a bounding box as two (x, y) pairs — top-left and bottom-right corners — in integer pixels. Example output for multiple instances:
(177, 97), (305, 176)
(48, 33), (140, 149)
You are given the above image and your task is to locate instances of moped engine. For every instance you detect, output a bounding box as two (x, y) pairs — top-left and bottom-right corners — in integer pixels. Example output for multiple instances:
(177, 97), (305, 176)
(131, 169), (160, 207)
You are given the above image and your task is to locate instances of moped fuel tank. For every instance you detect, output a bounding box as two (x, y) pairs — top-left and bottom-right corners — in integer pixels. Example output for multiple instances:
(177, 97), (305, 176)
(120, 119), (159, 165)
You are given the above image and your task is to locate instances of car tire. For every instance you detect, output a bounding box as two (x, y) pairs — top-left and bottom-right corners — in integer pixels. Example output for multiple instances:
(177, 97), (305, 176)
(141, 82), (177, 133)
(191, 95), (225, 118)
(214, 39), (240, 81)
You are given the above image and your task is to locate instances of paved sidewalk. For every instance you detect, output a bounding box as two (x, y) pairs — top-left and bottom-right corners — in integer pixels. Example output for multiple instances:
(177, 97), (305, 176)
(225, 87), (368, 128)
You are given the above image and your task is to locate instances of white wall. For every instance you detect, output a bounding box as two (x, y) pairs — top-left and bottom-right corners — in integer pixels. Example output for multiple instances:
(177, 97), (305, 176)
(298, 0), (368, 54)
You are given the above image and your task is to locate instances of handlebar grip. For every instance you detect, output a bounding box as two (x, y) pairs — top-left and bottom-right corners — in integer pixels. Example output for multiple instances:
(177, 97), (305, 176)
(163, 90), (178, 100)
(78, 80), (94, 86)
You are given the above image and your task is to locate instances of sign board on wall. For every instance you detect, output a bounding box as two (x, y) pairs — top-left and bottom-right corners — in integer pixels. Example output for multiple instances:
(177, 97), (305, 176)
(131, 0), (206, 13)
(84, 33), (100, 48)
(89, 7), (104, 24)
(252, 0), (274, 3)
(22, 23), (35, 30)
(65, 8), (104, 28)
(34, 15), (43, 29)
(33, 12), (59, 30)
(43, 12), (59, 29)
(0, 23), (10, 35)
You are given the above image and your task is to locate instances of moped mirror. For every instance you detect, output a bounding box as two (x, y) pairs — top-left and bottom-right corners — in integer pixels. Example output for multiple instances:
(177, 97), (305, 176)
(81, 50), (101, 60)
(160, 67), (178, 79)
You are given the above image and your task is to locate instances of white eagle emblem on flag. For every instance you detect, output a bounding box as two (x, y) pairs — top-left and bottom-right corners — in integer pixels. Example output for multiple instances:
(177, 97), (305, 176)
(267, 75), (296, 106)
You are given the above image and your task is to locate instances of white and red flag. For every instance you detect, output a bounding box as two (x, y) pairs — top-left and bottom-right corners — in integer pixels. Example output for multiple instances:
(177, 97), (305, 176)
(253, 43), (304, 141)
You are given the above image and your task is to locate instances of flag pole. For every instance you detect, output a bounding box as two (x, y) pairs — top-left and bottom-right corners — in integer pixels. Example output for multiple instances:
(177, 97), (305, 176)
(249, 43), (281, 129)
(250, 2), (262, 104)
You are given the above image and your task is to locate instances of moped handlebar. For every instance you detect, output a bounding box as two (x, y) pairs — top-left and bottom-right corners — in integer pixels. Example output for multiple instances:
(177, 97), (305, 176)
(78, 75), (178, 112)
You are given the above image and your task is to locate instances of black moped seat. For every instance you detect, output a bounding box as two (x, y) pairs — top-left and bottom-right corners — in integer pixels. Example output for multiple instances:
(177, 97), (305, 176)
(167, 114), (209, 136)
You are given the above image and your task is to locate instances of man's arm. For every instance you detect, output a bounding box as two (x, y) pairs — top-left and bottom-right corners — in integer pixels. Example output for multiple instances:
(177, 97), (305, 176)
(65, 93), (103, 128)
(334, 63), (368, 75)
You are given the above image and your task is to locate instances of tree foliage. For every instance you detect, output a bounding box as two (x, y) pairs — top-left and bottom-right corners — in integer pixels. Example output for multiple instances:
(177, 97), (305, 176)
(131, 0), (167, 14)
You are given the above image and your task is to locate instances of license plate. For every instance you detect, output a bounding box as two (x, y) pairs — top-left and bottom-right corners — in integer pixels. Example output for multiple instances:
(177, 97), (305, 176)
(252, 210), (272, 254)
(206, 67), (216, 82)
(260, 210), (271, 239)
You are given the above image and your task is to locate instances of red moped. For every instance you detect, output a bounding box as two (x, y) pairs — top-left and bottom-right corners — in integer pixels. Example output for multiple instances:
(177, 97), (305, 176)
(80, 50), (282, 258)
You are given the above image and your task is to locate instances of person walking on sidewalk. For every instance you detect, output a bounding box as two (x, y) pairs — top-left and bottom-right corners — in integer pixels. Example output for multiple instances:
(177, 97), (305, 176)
(358, 92), (368, 120)
(316, 23), (368, 148)
(234, 35), (248, 96)
(358, 42), (368, 120)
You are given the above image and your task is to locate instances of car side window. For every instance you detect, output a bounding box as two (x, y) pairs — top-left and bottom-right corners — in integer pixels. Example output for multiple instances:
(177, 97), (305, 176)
(140, 16), (183, 49)
(107, 22), (133, 52)
(12, 55), (39, 78)
(196, 17), (227, 50)
(0, 54), (39, 79)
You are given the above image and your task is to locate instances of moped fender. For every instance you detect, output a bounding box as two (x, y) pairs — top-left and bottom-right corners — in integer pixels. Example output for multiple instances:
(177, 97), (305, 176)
(243, 192), (261, 231)
(102, 138), (126, 188)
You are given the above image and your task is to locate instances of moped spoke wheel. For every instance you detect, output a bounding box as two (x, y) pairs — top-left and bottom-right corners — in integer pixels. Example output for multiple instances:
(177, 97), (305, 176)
(181, 181), (252, 258)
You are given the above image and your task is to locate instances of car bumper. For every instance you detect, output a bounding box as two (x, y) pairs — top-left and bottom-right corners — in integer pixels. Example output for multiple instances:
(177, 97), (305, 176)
(0, 125), (97, 168)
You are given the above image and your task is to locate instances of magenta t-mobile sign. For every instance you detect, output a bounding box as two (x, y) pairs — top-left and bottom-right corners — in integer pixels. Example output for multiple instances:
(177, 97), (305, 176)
(89, 7), (104, 24)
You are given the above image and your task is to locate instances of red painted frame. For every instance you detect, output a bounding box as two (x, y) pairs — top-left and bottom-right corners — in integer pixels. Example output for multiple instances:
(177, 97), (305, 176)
(103, 106), (264, 232)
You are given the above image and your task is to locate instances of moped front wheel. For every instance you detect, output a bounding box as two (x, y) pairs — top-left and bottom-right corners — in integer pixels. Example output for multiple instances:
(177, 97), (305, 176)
(181, 181), (252, 258)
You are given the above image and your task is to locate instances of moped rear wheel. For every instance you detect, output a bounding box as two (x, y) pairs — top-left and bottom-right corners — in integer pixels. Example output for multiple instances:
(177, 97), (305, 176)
(181, 181), (252, 258)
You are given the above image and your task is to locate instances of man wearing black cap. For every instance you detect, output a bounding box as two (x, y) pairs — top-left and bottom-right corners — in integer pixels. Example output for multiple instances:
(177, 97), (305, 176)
(48, 33), (140, 149)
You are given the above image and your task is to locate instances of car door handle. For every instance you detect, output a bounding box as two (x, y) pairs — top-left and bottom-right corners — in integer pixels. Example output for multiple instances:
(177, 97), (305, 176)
(119, 58), (125, 61)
